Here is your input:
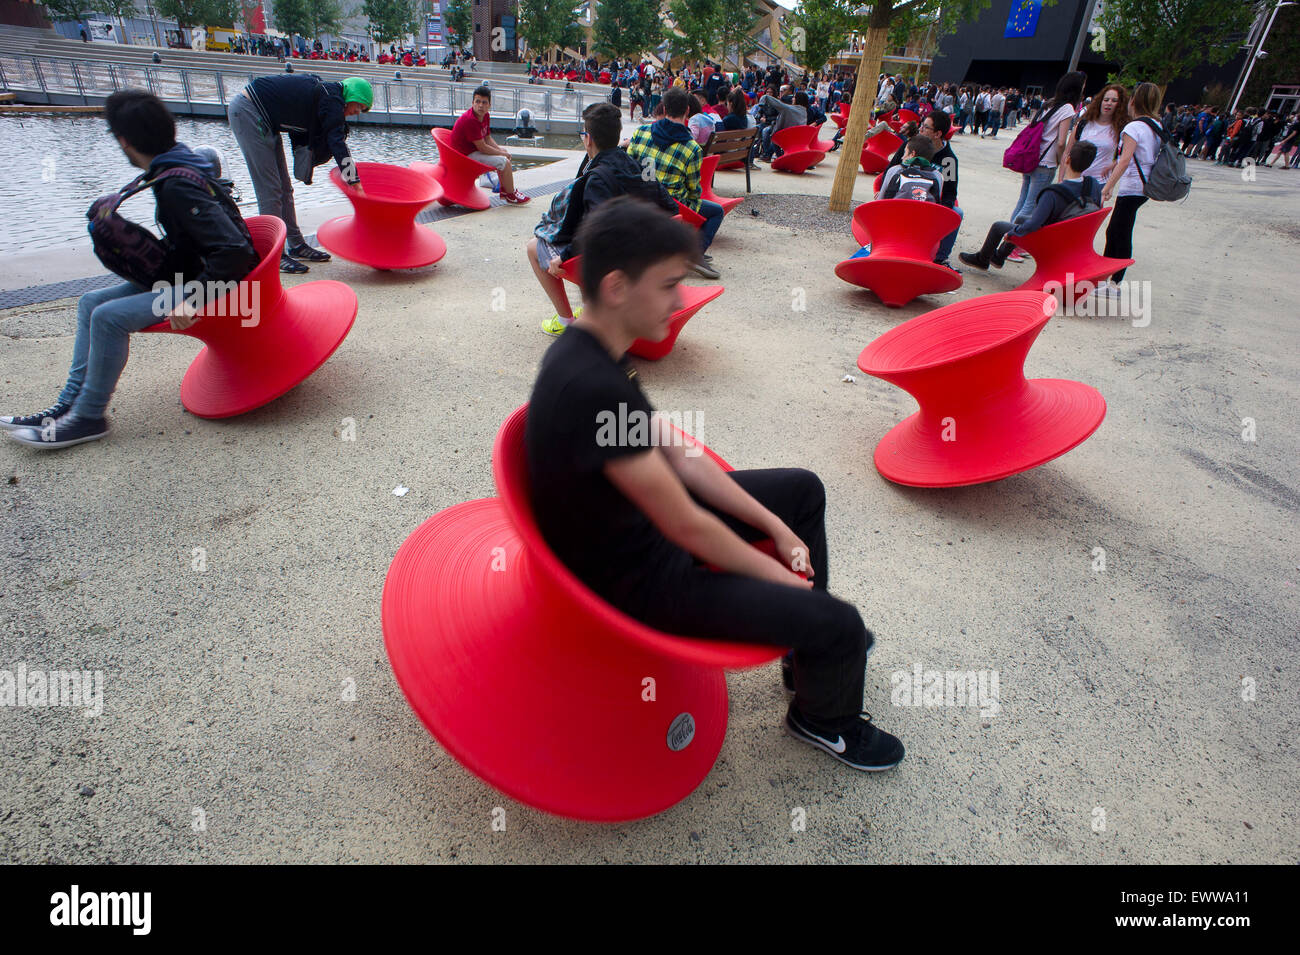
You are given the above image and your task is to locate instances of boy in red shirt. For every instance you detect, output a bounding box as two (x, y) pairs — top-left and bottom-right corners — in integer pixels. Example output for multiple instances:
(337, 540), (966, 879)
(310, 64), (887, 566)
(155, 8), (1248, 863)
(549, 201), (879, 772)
(449, 85), (531, 204)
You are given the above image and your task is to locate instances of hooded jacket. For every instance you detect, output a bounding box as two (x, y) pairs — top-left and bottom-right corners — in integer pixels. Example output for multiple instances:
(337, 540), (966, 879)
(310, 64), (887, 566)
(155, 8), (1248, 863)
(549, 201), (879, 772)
(246, 74), (355, 182)
(626, 119), (703, 210)
(148, 144), (259, 303)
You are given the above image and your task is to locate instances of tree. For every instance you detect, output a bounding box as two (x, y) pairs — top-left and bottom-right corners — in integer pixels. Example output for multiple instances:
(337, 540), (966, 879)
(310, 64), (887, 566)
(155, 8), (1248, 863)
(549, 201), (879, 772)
(94, 0), (138, 43)
(787, 0), (851, 74)
(1097, 0), (1257, 95)
(714, 0), (756, 68)
(667, 0), (718, 63)
(518, 0), (583, 63)
(272, 0), (344, 38)
(41, 0), (99, 24)
(592, 0), (663, 60)
(828, 0), (991, 211)
(362, 0), (421, 46)
(154, 0), (242, 29)
(444, 0), (472, 52)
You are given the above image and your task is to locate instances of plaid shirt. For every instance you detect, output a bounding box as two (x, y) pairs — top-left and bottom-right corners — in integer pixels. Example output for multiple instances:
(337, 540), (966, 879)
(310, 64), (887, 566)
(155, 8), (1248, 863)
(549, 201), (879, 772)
(626, 123), (702, 212)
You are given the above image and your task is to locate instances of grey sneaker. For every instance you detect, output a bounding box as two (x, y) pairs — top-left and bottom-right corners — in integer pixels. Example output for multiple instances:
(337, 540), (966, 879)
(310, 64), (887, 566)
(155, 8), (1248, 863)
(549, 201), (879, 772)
(690, 257), (720, 280)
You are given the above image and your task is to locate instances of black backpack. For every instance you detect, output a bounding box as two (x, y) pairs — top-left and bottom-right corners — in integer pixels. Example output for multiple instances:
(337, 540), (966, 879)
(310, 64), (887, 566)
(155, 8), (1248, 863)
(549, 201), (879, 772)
(1041, 181), (1101, 222)
(86, 167), (251, 289)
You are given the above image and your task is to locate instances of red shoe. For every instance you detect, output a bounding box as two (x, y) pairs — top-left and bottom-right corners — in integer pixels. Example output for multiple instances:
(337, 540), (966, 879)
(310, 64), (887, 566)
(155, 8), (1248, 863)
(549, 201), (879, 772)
(1004, 250), (1028, 263)
(503, 191), (532, 204)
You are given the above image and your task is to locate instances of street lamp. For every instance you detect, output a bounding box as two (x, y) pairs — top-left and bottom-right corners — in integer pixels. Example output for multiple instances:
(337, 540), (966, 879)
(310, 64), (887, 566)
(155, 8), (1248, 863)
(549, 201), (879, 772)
(1230, 1), (1295, 113)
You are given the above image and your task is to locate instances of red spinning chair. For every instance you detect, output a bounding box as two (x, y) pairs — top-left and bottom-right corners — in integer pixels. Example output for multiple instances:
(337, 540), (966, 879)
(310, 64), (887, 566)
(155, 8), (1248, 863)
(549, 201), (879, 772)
(770, 125), (828, 174)
(700, 155), (743, 215)
(317, 163), (446, 270)
(872, 172), (884, 195)
(860, 129), (903, 175)
(836, 200), (962, 307)
(831, 103), (852, 131)
(559, 255), (721, 360)
(673, 199), (707, 229)
(142, 216), (358, 419)
(856, 290), (1106, 487)
(381, 405), (784, 821)
(883, 108), (921, 133)
(412, 127), (493, 211)
(1008, 209), (1134, 305)
(808, 125), (835, 153)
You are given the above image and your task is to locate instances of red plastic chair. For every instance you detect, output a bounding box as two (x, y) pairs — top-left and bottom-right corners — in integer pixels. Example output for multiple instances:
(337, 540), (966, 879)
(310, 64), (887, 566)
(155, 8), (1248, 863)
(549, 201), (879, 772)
(860, 129), (903, 175)
(559, 255), (722, 360)
(872, 172), (884, 195)
(831, 103), (852, 131)
(770, 125), (827, 174)
(837, 200), (962, 307)
(700, 155), (743, 215)
(381, 404), (784, 821)
(857, 290), (1106, 487)
(142, 216), (358, 419)
(317, 163), (446, 270)
(673, 199), (706, 229)
(412, 127), (493, 211)
(1008, 209), (1134, 305)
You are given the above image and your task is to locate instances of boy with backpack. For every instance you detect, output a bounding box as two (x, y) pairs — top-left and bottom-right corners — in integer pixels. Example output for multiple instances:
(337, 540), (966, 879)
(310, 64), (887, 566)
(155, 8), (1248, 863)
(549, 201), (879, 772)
(958, 141), (1100, 270)
(878, 135), (944, 202)
(528, 103), (677, 336)
(2, 90), (258, 449)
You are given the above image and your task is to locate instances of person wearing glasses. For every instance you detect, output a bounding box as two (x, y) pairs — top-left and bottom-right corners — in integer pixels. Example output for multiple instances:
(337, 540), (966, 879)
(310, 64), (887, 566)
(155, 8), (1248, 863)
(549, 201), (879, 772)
(228, 74), (373, 273)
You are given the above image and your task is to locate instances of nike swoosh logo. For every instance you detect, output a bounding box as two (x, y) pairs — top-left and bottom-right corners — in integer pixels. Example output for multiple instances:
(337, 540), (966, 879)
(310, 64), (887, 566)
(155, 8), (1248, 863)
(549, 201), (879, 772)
(807, 728), (847, 753)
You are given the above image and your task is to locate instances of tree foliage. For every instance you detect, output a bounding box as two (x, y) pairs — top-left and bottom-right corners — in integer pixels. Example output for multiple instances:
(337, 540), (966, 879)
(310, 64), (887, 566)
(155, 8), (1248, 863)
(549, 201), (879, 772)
(592, 0), (663, 60)
(1097, 0), (1257, 91)
(666, 0), (717, 62)
(715, 0), (756, 66)
(362, 0), (420, 45)
(154, 0), (242, 29)
(518, 0), (583, 62)
(444, 0), (472, 52)
(787, 0), (851, 73)
(42, 0), (99, 24)
(272, 0), (344, 38)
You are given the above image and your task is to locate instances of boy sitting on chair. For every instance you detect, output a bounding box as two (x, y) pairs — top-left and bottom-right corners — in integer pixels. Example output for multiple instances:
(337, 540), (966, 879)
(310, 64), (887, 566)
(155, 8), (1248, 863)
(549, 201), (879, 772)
(526, 197), (905, 772)
(876, 135), (943, 202)
(959, 141), (1100, 270)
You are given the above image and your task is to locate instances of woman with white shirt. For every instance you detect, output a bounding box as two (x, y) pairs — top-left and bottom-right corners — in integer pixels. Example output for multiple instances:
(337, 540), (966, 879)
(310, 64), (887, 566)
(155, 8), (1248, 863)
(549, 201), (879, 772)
(1007, 71), (1087, 244)
(1059, 83), (1127, 188)
(1098, 82), (1163, 295)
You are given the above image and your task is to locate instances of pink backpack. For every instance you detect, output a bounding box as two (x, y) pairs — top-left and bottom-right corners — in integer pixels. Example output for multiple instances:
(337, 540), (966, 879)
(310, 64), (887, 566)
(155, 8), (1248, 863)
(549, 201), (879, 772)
(1003, 107), (1052, 173)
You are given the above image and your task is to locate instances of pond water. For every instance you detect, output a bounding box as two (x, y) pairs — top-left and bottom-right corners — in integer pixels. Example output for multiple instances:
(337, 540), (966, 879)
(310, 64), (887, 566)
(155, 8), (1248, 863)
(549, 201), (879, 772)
(0, 115), (577, 256)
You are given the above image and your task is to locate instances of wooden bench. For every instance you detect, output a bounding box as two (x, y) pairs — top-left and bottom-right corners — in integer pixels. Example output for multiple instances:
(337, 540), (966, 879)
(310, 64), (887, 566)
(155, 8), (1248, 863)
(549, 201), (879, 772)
(702, 126), (759, 192)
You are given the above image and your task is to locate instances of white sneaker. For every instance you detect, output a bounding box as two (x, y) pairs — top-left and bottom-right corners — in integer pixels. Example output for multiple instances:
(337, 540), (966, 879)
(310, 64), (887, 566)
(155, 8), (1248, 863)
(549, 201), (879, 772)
(1092, 281), (1122, 298)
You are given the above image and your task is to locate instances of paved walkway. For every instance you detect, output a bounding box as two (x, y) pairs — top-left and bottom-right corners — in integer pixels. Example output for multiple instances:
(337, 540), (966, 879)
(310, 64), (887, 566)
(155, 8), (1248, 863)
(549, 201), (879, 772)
(1, 126), (1297, 863)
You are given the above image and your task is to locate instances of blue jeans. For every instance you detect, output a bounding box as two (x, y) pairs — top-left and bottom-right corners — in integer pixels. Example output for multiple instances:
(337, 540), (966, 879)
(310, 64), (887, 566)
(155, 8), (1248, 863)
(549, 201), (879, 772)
(57, 281), (179, 419)
(697, 199), (724, 253)
(936, 205), (964, 262)
(1010, 166), (1055, 230)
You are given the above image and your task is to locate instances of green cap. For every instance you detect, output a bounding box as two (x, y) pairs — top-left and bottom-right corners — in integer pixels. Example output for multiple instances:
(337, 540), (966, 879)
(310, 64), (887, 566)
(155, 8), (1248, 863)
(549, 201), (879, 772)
(342, 77), (373, 111)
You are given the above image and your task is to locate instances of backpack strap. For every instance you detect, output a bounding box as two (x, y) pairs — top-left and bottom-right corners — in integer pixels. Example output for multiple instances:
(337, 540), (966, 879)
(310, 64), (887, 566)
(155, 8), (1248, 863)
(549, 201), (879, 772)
(1132, 117), (1164, 186)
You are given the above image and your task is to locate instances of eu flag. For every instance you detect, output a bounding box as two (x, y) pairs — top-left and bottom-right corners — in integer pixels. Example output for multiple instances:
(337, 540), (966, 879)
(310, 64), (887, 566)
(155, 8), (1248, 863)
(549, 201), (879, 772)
(1004, 0), (1041, 38)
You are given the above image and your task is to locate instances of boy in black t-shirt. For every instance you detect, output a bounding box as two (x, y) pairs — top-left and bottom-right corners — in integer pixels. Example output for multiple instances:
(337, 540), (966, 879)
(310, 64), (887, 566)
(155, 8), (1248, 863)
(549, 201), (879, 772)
(527, 197), (905, 772)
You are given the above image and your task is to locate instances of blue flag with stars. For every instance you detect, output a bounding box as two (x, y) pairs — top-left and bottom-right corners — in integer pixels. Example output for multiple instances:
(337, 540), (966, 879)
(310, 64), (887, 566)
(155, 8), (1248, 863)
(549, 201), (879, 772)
(1004, 0), (1042, 38)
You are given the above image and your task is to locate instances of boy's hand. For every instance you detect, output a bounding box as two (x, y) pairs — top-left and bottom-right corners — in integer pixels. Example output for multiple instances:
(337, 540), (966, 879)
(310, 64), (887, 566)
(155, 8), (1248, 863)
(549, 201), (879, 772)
(771, 526), (814, 579)
(546, 258), (565, 278)
(168, 300), (200, 331)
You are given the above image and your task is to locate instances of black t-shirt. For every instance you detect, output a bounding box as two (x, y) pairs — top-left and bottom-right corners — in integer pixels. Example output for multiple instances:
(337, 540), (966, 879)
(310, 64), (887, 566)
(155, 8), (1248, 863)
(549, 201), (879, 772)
(526, 325), (681, 601)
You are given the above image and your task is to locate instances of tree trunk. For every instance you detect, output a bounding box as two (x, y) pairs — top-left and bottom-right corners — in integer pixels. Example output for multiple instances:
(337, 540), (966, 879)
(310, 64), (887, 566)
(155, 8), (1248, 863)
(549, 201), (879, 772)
(829, 18), (891, 212)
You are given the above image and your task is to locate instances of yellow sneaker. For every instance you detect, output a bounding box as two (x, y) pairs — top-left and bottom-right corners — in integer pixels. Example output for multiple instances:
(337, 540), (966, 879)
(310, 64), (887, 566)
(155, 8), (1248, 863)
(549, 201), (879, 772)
(540, 307), (581, 336)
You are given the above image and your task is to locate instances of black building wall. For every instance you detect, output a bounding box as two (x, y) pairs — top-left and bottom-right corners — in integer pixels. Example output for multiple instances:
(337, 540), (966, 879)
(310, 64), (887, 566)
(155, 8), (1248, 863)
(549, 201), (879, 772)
(932, 0), (1244, 105)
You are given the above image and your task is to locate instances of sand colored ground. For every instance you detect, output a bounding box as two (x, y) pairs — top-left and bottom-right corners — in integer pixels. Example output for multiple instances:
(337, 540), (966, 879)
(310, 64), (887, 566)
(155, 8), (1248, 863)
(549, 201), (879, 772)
(0, 124), (1296, 863)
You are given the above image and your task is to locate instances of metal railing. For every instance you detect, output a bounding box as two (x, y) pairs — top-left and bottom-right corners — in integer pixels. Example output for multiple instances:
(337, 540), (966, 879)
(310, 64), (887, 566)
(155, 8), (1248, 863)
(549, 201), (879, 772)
(0, 53), (588, 128)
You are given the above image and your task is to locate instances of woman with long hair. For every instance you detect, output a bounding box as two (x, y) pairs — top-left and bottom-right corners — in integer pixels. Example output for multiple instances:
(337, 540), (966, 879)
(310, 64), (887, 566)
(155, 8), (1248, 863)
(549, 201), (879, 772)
(1059, 83), (1127, 188)
(1098, 81), (1163, 296)
(1006, 70), (1087, 252)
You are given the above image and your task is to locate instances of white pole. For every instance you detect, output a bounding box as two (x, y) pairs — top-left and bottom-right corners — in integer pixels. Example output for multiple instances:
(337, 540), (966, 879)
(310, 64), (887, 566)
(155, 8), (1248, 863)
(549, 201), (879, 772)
(1230, 2), (1293, 114)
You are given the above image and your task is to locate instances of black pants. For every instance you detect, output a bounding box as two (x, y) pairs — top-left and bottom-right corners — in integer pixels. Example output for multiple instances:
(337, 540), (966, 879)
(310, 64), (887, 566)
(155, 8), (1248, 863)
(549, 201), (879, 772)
(975, 220), (1017, 265)
(607, 468), (870, 727)
(1103, 195), (1147, 282)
